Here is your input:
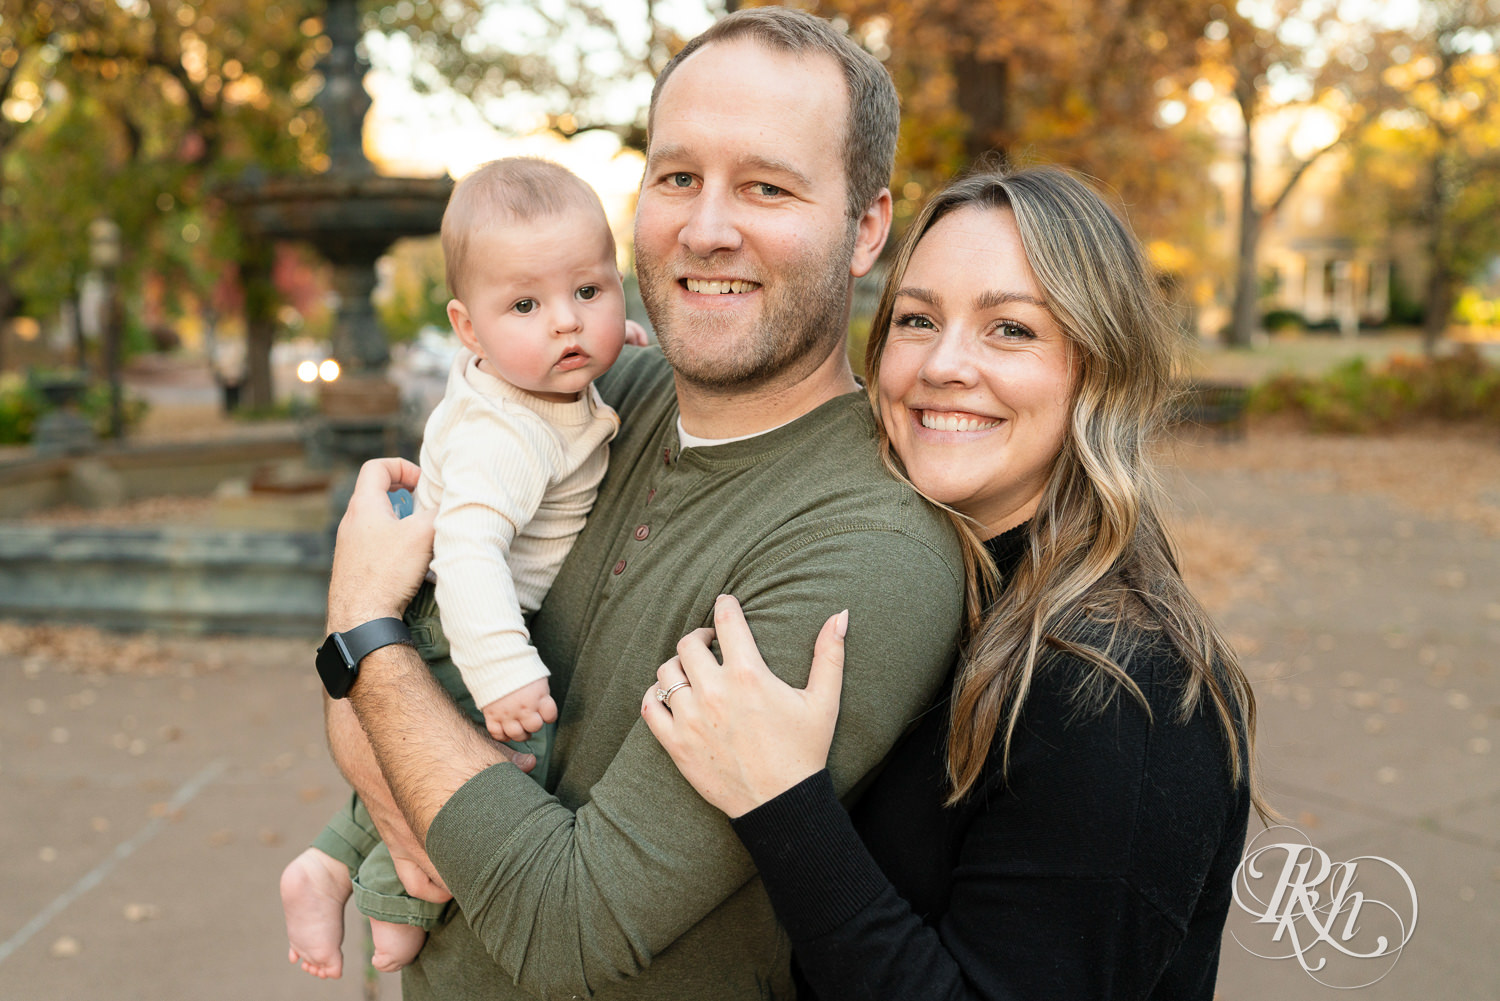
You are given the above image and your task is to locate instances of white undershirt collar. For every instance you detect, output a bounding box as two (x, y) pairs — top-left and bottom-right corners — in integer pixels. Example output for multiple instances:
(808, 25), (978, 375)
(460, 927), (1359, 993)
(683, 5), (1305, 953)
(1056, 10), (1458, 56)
(676, 415), (792, 449)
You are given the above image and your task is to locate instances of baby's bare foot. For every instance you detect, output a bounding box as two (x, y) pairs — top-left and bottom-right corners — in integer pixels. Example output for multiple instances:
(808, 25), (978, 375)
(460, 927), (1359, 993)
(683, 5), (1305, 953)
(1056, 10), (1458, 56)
(280, 847), (353, 979)
(370, 918), (428, 973)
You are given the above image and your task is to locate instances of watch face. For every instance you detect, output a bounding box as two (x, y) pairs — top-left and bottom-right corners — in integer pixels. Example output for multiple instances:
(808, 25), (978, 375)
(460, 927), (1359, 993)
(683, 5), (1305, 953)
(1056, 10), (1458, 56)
(316, 634), (356, 699)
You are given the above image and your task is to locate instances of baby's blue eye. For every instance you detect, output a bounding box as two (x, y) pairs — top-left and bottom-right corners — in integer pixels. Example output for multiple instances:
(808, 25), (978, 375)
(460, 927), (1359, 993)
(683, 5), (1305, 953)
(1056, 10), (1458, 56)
(514, 299), (537, 315)
(670, 173), (693, 188)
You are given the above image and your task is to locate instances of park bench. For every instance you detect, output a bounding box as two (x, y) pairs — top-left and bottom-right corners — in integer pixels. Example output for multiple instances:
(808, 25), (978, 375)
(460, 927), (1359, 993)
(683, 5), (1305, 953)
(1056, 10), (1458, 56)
(1173, 380), (1250, 440)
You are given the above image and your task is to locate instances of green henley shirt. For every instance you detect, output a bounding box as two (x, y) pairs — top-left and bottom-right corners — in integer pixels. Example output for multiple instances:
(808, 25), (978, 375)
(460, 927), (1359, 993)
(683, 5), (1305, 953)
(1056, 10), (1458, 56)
(414, 347), (965, 1000)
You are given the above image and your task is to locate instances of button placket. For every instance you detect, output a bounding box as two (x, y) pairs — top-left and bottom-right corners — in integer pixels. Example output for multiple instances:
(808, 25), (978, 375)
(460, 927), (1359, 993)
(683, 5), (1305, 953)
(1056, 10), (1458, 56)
(612, 439), (688, 582)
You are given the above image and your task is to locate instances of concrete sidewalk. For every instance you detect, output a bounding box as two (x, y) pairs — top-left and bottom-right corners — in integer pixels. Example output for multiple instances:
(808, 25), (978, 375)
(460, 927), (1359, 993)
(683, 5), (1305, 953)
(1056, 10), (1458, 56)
(0, 630), (384, 1000)
(1169, 430), (1499, 1000)
(1, 428), (1496, 999)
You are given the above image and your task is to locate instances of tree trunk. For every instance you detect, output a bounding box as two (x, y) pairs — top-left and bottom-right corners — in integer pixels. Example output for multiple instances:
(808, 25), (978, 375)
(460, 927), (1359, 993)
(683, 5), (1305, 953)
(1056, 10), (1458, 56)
(1228, 94), (1260, 349)
(70, 281), (88, 372)
(955, 52), (1010, 165)
(0, 170), (11, 373)
(240, 240), (278, 411)
(1421, 264), (1451, 358)
(0, 272), (14, 373)
(1419, 150), (1450, 358)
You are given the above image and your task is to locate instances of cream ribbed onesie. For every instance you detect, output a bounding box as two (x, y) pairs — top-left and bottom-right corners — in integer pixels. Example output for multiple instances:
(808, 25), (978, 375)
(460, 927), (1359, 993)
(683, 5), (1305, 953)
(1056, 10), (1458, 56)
(415, 348), (619, 709)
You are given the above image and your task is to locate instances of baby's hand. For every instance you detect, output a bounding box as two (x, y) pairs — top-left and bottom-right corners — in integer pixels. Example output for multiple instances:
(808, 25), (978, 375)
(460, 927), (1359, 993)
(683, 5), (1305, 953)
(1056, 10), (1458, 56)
(624, 319), (650, 347)
(482, 678), (559, 743)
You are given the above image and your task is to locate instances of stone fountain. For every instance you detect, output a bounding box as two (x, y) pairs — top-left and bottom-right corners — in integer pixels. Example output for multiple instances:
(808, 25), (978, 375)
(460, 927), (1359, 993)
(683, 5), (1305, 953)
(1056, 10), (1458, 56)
(0, 0), (455, 636)
(225, 0), (451, 466)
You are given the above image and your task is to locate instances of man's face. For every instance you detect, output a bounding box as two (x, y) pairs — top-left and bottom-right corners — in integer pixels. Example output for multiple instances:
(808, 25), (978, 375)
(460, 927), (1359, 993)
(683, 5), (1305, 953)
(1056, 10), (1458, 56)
(634, 39), (860, 391)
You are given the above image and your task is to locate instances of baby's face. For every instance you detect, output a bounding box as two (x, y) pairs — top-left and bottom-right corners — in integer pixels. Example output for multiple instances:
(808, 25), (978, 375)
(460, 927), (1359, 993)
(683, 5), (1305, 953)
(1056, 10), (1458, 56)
(450, 208), (626, 402)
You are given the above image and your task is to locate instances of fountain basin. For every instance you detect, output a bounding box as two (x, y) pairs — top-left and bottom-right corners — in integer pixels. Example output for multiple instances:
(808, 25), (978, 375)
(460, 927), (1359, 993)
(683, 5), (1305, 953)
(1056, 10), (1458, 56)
(224, 174), (451, 264)
(0, 433), (331, 635)
(0, 524), (328, 635)
(1, 434), (309, 515)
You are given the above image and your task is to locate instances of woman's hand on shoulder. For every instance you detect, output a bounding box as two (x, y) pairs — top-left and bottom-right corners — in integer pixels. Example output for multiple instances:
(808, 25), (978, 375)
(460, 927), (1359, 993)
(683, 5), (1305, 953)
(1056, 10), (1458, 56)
(642, 595), (848, 818)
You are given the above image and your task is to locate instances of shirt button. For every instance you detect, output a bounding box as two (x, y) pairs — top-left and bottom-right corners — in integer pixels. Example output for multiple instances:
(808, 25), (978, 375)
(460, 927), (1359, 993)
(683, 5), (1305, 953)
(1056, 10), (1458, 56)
(662, 447), (671, 466)
(612, 559), (627, 575)
(634, 524), (650, 541)
(646, 487), (657, 504)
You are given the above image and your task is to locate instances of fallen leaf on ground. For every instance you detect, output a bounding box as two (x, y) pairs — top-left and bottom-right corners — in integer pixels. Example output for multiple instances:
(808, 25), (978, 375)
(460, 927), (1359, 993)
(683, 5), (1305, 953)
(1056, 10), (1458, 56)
(123, 903), (160, 922)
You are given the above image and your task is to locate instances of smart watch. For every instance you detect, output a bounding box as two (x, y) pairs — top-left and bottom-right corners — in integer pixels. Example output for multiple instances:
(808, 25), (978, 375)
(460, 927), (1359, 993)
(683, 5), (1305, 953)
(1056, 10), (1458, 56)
(315, 617), (413, 699)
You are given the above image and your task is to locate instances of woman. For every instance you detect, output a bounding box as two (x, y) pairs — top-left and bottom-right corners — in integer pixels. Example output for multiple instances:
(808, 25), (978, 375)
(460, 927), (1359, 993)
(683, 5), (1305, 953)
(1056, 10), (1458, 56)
(642, 167), (1269, 1000)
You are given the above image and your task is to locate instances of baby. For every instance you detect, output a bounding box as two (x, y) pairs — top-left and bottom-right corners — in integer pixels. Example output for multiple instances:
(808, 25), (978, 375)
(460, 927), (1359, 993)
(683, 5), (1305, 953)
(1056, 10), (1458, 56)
(279, 157), (632, 979)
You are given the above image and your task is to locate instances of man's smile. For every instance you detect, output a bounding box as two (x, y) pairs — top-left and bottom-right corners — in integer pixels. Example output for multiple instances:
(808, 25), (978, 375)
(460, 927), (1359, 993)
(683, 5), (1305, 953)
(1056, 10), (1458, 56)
(682, 279), (762, 294)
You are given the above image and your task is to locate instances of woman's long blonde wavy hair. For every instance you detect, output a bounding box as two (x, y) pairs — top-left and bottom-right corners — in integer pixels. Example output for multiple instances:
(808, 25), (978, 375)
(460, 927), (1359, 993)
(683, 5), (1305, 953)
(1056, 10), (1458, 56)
(865, 167), (1269, 818)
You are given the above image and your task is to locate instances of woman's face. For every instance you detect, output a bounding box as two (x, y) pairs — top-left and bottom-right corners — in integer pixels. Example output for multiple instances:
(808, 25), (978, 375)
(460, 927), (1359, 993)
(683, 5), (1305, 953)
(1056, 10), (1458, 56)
(877, 206), (1075, 538)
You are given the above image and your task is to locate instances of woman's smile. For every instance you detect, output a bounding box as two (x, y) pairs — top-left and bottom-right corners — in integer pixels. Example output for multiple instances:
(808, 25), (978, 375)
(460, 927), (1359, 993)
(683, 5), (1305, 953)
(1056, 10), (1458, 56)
(913, 409), (1005, 433)
(878, 206), (1075, 537)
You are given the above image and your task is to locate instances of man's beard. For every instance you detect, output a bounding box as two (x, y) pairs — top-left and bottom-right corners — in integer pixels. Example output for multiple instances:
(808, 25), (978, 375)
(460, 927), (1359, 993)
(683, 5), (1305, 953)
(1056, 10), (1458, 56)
(637, 226), (857, 392)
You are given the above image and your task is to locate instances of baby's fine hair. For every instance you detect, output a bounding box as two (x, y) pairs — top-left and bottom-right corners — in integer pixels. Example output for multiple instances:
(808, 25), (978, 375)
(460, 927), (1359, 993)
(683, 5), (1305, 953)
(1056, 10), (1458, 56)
(441, 157), (612, 301)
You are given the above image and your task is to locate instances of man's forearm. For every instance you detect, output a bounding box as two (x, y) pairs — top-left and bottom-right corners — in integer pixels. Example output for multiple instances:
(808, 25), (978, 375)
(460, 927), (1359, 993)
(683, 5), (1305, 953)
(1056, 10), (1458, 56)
(343, 641), (511, 843)
(325, 694), (429, 860)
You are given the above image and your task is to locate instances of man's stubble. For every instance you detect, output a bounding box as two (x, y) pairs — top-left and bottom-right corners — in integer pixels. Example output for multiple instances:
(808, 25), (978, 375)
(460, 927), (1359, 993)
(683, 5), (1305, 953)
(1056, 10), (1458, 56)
(637, 223), (858, 393)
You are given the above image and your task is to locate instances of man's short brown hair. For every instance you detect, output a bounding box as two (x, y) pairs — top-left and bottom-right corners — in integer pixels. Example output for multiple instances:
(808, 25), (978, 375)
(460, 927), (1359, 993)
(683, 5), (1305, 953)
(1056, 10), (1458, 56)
(442, 157), (612, 301)
(647, 6), (899, 220)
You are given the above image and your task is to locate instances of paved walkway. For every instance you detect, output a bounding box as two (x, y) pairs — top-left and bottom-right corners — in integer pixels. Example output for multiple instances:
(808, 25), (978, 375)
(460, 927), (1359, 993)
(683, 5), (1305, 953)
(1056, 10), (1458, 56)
(1165, 430), (1499, 999)
(1, 426), (1496, 998)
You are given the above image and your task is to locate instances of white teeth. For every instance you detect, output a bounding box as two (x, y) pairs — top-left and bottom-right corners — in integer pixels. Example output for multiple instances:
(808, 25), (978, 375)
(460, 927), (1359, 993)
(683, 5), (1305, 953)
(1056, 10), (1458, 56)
(684, 279), (759, 294)
(920, 412), (1001, 432)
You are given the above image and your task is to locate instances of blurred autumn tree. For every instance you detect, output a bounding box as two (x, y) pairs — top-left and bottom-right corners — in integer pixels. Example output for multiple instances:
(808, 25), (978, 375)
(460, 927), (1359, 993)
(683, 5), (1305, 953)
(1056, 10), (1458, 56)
(2, 0), (710, 397)
(1179, 2), (1402, 348)
(0, 0), (319, 384)
(373, 0), (696, 148)
(750, 0), (1218, 261)
(1343, 0), (1500, 355)
(0, 2), (71, 367)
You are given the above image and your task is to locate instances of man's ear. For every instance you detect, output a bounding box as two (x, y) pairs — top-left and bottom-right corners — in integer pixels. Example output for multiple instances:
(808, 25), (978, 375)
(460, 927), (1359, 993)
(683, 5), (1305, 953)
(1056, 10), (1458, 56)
(849, 188), (893, 279)
(447, 299), (483, 359)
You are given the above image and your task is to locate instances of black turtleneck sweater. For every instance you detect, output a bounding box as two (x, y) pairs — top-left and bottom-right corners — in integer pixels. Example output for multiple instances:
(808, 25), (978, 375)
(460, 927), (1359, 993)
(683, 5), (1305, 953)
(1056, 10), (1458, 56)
(731, 524), (1251, 1000)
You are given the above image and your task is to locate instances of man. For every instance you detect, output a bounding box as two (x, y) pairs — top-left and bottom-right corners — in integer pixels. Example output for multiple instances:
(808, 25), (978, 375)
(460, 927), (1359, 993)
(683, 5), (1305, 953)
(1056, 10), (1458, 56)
(323, 8), (965, 999)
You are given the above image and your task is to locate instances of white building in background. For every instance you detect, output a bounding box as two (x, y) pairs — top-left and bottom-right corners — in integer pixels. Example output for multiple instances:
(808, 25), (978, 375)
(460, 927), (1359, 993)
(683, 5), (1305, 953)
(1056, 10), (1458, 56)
(1200, 101), (1417, 339)
(1263, 238), (1392, 334)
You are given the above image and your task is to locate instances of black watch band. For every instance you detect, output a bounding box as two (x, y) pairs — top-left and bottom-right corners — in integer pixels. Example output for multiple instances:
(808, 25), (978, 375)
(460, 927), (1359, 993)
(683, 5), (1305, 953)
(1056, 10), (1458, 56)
(316, 617), (413, 699)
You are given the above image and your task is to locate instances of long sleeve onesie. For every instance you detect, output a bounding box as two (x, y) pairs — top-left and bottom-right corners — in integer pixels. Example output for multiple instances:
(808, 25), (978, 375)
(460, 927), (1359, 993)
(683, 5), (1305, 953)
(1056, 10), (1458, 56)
(415, 348), (618, 709)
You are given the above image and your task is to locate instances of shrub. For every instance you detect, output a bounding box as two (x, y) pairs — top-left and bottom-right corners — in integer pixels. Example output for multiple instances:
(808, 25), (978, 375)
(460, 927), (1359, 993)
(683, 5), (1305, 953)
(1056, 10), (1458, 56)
(1454, 289), (1499, 328)
(1248, 346), (1500, 432)
(1388, 279), (1425, 327)
(1261, 309), (1306, 333)
(0, 372), (148, 444)
(0, 373), (44, 444)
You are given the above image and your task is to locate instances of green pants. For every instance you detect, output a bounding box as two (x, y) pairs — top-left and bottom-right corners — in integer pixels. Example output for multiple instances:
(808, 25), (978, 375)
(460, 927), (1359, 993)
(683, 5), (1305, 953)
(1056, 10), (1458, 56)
(312, 580), (554, 929)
